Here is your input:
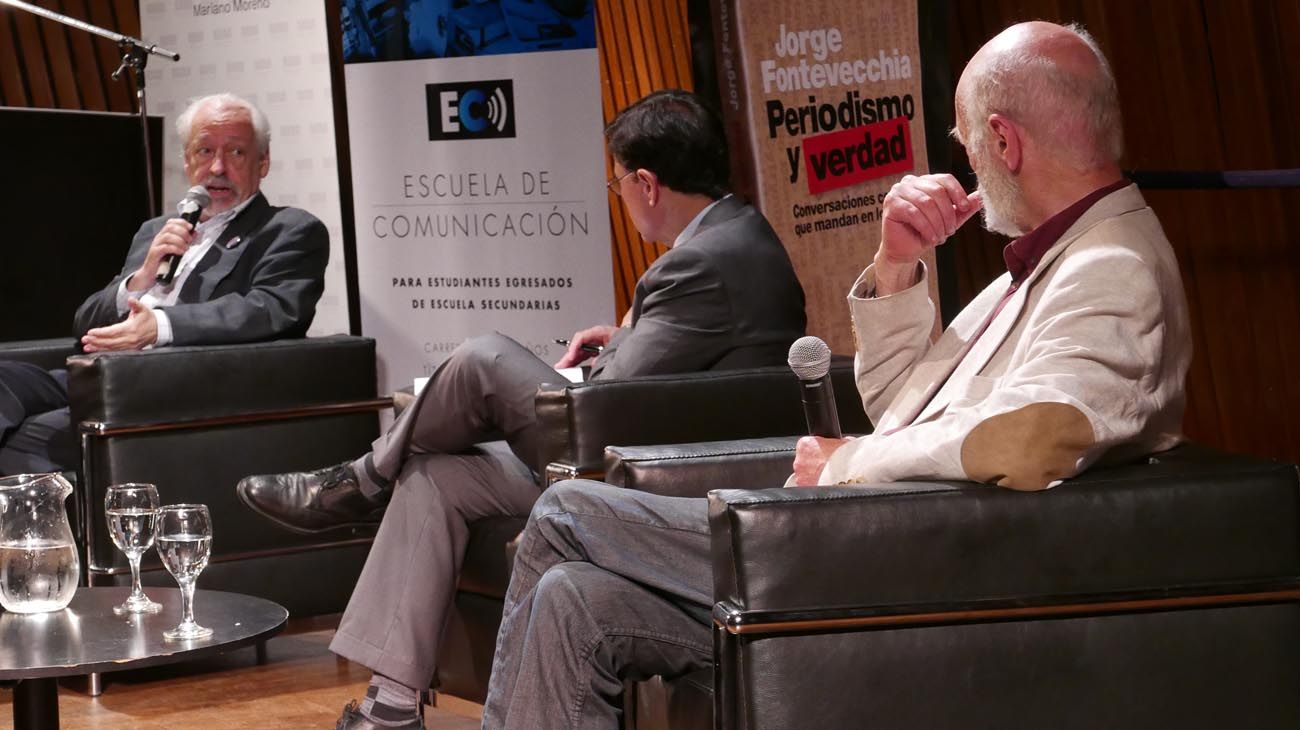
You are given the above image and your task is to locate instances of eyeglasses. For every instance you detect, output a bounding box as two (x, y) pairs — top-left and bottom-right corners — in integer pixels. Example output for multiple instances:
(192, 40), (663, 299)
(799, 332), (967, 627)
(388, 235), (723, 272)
(606, 169), (636, 196)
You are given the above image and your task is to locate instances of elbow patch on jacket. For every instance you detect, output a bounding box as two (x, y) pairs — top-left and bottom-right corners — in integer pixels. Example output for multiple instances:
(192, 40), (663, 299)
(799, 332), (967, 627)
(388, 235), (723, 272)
(960, 402), (1095, 491)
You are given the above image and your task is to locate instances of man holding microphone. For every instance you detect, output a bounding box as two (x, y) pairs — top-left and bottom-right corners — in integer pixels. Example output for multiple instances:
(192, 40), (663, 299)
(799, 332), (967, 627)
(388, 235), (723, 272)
(0, 92), (327, 476)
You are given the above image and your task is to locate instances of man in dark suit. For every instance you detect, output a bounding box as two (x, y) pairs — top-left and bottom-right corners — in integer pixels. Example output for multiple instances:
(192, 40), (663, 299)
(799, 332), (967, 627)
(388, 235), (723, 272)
(0, 93), (327, 475)
(236, 89), (806, 730)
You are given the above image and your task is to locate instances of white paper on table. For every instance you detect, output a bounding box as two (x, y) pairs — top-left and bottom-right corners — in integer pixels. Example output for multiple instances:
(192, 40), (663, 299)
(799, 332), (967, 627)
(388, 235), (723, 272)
(415, 369), (581, 394)
(556, 367), (585, 383)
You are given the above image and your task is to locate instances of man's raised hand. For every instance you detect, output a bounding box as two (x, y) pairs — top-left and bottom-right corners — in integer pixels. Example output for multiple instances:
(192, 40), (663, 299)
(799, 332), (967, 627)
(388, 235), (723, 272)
(875, 174), (983, 295)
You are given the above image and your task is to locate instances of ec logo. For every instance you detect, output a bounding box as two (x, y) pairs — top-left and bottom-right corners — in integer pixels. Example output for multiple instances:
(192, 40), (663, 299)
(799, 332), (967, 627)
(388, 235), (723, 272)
(426, 80), (516, 141)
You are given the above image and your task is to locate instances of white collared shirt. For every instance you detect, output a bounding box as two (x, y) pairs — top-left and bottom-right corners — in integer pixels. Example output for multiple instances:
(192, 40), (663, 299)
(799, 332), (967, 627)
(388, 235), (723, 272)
(672, 194), (731, 248)
(116, 195), (256, 346)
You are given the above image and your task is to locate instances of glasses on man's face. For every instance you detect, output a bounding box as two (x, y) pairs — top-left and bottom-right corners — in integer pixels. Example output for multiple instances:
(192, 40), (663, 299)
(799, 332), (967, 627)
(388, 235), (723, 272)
(606, 169), (636, 196)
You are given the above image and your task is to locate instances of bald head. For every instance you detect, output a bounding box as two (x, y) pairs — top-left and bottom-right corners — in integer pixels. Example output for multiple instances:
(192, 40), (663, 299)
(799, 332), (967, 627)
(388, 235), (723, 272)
(956, 21), (1122, 172)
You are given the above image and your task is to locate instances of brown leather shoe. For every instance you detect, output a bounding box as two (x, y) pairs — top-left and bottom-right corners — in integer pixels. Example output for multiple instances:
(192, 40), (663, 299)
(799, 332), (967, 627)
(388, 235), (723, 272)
(236, 462), (385, 534)
(335, 700), (424, 729)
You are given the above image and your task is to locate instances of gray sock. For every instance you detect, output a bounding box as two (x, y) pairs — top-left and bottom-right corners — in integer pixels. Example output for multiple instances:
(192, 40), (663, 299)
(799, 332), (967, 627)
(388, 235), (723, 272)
(352, 454), (391, 503)
(360, 675), (419, 723)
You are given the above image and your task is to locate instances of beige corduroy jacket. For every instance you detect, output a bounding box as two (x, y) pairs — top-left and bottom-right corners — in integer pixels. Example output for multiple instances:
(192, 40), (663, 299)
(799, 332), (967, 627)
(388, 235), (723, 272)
(818, 184), (1191, 491)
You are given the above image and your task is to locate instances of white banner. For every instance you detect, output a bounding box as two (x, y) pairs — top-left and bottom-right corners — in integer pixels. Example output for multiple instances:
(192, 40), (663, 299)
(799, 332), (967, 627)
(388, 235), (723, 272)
(342, 2), (613, 396)
(139, 0), (349, 337)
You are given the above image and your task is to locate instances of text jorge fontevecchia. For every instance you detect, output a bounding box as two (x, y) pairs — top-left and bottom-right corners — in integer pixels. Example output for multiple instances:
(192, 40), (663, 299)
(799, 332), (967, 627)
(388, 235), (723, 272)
(758, 23), (917, 190)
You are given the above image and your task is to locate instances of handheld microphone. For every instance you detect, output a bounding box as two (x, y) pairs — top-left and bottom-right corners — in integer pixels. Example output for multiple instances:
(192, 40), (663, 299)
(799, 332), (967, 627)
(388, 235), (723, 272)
(788, 336), (842, 438)
(156, 185), (211, 284)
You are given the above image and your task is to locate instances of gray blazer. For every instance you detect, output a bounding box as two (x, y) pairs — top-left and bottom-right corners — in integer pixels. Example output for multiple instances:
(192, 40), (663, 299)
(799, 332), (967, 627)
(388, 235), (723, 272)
(591, 196), (806, 379)
(73, 193), (328, 346)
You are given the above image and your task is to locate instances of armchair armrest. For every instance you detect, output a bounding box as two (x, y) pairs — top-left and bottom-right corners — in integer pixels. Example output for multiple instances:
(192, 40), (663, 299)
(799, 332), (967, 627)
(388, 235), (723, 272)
(707, 445), (1300, 626)
(66, 335), (383, 429)
(536, 361), (867, 482)
(604, 436), (798, 497)
(0, 337), (77, 370)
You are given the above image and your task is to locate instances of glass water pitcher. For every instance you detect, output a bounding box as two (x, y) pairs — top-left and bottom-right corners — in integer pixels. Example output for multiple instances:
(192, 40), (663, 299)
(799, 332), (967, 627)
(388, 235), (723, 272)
(0, 473), (80, 613)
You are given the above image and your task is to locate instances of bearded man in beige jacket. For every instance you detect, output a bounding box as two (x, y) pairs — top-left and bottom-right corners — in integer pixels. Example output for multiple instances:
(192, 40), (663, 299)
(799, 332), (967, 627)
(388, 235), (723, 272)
(794, 20), (1189, 490)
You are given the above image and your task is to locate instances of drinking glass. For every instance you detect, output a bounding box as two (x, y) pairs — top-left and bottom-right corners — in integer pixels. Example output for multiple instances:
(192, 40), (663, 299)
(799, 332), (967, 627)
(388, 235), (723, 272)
(104, 483), (162, 615)
(156, 504), (213, 640)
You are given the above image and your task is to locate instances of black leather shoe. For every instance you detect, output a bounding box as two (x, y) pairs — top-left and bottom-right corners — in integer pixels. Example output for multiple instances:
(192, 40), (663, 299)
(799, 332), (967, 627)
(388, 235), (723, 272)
(236, 462), (385, 534)
(335, 700), (424, 729)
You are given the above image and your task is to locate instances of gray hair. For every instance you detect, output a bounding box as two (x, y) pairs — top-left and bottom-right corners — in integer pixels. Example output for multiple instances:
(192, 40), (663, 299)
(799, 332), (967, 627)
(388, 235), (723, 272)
(960, 23), (1123, 170)
(175, 93), (271, 157)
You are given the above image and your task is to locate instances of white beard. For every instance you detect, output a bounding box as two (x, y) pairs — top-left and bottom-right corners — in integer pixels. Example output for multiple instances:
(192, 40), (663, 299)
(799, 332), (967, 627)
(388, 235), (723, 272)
(972, 146), (1029, 237)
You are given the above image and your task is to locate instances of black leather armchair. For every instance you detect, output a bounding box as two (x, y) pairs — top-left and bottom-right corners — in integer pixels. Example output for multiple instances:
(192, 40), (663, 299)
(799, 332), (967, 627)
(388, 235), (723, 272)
(67, 336), (386, 616)
(602, 440), (1300, 730)
(534, 363), (868, 483)
(0, 338), (79, 371)
(433, 363), (871, 703)
(0, 336), (387, 616)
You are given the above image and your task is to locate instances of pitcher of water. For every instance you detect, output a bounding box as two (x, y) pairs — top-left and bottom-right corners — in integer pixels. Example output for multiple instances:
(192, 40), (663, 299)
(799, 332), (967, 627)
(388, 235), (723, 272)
(0, 473), (80, 613)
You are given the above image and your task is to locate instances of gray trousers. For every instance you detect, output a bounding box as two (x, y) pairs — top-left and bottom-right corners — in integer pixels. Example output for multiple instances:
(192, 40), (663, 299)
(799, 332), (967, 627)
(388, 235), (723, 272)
(481, 481), (715, 730)
(329, 334), (567, 688)
(369, 333), (568, 482)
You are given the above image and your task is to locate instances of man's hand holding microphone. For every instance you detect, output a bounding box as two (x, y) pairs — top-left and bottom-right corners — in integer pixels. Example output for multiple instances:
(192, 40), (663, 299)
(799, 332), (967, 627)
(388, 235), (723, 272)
(83, 186), (210, 353)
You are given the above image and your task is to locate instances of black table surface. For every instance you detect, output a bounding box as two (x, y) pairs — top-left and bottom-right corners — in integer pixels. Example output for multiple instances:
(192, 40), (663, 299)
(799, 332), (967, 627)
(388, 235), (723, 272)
(0, 586), (287, 679)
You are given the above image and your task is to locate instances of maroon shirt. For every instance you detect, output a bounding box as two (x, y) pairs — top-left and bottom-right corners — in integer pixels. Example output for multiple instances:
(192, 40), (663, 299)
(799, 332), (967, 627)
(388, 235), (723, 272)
(977, 178), (1131, 334)
(1002, 178), (1130, 285)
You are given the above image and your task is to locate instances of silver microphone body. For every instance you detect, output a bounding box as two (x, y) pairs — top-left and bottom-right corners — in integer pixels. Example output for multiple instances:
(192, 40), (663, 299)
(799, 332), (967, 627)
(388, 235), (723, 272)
(788, 335), (842, 438)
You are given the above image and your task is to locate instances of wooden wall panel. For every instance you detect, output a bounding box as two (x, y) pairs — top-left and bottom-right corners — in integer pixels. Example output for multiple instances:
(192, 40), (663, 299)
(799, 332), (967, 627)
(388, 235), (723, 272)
(62, 0), (107, 111)
(595, 0), (693, 319)
(0, 0), (138, 111)
(945, 1), (1300, 464)
(1180, 189), (1300, 460)
(1203, 1), (1300, 169)
(0, 17), (28, 104)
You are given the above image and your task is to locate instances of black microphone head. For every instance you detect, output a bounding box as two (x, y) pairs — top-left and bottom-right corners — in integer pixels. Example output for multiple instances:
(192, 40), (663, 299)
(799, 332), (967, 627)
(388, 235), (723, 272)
(788, 335), (831, 380)
(177, 185), (211, 214)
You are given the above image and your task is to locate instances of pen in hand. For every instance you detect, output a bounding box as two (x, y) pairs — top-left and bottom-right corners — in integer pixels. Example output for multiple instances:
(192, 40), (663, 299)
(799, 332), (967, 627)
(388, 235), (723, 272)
(554, 338), (603, 355)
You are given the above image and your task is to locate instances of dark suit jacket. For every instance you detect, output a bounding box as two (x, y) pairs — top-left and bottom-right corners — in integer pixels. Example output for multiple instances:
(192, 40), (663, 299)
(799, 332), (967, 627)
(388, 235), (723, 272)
(73, 193), (328, 346)
(590, 196), (806, 379)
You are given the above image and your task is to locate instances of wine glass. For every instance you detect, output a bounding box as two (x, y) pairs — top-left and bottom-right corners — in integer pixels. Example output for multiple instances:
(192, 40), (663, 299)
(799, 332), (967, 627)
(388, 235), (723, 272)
(156, 504), (213, 640)
(104, 483), (162, 615)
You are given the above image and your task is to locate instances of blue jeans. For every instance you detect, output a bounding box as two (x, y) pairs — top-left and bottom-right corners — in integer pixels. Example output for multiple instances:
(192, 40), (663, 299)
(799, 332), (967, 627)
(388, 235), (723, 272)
(481, 480), (714, 730)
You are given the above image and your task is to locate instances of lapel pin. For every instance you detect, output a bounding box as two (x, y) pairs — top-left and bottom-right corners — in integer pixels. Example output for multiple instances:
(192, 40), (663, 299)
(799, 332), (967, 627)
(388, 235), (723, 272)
(225, 236), (242, 249)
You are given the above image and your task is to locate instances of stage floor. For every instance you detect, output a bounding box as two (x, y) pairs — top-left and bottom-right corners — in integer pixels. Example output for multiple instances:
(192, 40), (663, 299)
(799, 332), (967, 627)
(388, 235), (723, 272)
(0, 614), (481, 729)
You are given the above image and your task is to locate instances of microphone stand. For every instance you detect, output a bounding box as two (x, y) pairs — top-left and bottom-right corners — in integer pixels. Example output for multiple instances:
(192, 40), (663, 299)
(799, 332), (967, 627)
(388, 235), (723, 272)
(1, 0), (180, 217)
